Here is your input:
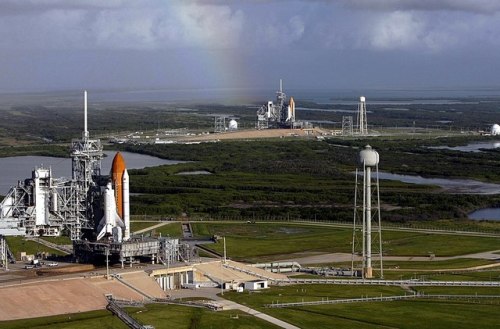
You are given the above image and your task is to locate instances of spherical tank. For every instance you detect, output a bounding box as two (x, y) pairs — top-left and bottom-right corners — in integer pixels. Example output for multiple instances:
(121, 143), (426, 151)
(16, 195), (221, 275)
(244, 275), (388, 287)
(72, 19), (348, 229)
(359, 145), (379, 167)
(491, 124), (500, 135)
(228, 119), (238, 130)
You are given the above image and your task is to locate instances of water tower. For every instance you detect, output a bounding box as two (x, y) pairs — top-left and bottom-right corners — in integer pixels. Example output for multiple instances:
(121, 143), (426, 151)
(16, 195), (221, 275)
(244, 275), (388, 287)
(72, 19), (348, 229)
(352, 145), (383, 279)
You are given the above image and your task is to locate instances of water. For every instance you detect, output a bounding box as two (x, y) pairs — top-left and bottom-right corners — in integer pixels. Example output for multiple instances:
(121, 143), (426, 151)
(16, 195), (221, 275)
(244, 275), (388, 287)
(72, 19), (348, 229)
(377, 172), (500, 194)
(176, 170), (212, 175)
(5, 87), (499, 107)
(428, 141), (500, 153)
(468, 208), (500, 221)
(0, 151), (184, 194)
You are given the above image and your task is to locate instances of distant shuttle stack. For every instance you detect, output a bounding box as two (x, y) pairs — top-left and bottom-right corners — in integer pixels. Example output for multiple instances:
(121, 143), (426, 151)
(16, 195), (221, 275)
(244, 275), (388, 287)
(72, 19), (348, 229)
(97, 152), (130, 242)
(287, 96), (295, 122)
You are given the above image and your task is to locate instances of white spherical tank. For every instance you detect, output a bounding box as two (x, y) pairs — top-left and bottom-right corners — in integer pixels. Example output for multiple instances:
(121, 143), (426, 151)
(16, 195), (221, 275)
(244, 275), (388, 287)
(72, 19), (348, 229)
(359, 145), (379, 167)
(228, 119), (238, 130)
(491, 124), (500, 135)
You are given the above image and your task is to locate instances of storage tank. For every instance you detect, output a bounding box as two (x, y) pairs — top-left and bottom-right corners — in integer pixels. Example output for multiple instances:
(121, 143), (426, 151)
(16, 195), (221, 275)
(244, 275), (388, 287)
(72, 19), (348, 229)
(491, 124), (500, 135)
(228, 119), (238, 130)
(359, 145), (379, 167)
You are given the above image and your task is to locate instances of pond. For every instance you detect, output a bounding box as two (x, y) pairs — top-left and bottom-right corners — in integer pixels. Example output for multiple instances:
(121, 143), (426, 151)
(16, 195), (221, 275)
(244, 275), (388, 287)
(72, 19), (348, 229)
(428, 141), (500, 152)
(376, 172), (500, 195)
(0, 151), (185, 194)
(468, 208), (500, 221)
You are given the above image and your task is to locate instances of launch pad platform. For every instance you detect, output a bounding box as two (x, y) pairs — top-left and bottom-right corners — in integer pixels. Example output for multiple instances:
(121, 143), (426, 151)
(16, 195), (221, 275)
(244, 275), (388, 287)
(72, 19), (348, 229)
(73, 236), (185, 265)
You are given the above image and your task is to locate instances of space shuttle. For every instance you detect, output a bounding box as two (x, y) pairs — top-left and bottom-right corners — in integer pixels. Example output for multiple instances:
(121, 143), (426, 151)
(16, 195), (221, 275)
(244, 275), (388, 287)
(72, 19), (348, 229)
(97, 152), (130, 242)
(287, 96), (295, 122)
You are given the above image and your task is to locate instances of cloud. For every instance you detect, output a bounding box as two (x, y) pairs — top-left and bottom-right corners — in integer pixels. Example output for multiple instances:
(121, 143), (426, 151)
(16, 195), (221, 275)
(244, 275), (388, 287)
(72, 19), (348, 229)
(1, 0), (500, 54)
(341, 0), (500, 14)
(368, 11), (423, 50)
(0, 2), (245, 50)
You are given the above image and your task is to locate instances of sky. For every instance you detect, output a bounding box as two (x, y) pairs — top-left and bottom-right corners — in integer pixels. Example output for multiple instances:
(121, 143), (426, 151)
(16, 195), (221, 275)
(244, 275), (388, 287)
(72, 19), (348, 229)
(1, 0), (500, 94)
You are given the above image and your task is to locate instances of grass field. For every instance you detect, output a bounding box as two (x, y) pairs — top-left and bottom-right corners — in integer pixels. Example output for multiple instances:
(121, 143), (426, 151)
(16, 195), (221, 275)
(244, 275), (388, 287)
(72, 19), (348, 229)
(414, 286), (500, 295)
(130, 220), (161, 232)
(0, 304), (281, 329)
(376, 258), (494, 270)
(152, 222), (183, 238)
(192, 222), (500, 262)
(126, 304), (280, 329)
(311, 258), (495, 270)
(39, 236), (72, 245)
(5, 237), (66, 259)
(223, 284), (500, 329)
(130, 221), (183, 238)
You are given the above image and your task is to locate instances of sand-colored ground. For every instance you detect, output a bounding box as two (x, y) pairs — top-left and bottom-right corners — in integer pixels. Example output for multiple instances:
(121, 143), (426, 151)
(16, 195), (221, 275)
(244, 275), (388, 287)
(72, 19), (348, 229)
(0, 277), (143, 321)
(195, 261), (257, 283)
(227, 260), (288, 280)
(119, 271), (167, 298)
(193, 260), (288, 283)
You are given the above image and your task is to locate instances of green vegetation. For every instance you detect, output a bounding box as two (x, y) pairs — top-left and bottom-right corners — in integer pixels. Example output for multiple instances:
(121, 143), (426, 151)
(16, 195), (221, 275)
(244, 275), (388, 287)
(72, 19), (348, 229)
(130, 221), (160, 233)
(126, 304), (280, 329)
(381, 230), (500, 256)
(222, 284), (500, 329)
(191, 222), (499, 261)
(226, 284), (406, 303)
(382, 258), (494, 270)
(120, 137), (500, 228)
(40, 236), (72, 245)
(317, 258), (495, 270)
(0, 304), (281, 329)
(5, 236), (66, 258)
(153, 222), (183, 238)
(2, 98), (500, 231)
(0, 309), (127, 329)
(415, 286), (500, 295)
(0, 144), (69, 158)
(193, 222), (348, 262)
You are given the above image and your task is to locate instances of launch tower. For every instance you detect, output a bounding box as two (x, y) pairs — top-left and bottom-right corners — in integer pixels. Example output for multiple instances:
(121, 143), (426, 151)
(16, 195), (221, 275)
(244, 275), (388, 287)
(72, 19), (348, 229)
(69, 91), (104, 240)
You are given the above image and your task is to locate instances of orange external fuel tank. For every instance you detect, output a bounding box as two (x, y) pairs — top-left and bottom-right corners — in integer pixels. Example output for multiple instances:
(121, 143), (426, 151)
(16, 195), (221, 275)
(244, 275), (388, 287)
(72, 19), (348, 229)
(111, 152), (126, 219)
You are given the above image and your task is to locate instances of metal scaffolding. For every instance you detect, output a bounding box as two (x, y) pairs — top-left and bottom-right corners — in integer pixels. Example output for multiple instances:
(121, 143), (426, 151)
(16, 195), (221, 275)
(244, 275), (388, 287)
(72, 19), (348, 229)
(342, 116), (354, 136)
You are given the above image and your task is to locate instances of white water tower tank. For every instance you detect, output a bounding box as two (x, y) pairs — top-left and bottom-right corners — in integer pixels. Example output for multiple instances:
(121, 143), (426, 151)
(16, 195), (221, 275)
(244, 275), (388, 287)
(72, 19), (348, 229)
(359, 145), (379, 167)
(228, 119), (238, 130)
(491, 124), (500, 135)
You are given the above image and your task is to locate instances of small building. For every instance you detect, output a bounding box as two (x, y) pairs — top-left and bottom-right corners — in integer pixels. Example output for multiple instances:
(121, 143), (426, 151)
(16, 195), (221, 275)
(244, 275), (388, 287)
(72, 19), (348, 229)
(244, 280), (268, 291)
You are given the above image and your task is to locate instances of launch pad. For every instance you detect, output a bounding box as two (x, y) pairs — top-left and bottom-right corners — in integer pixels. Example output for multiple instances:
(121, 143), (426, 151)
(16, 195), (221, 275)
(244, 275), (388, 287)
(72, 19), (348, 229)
(73, 236), (188, 266)
(0, 91), (188, 265)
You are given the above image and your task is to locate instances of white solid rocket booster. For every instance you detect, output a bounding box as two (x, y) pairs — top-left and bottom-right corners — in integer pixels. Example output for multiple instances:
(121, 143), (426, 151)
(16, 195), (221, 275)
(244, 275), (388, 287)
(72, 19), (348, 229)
(123, 169), (130, 240)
